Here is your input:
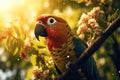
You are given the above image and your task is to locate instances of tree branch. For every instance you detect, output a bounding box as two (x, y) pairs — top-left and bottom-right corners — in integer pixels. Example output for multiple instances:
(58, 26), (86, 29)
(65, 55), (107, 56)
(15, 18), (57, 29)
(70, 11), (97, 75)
(56, 16), (120, 80)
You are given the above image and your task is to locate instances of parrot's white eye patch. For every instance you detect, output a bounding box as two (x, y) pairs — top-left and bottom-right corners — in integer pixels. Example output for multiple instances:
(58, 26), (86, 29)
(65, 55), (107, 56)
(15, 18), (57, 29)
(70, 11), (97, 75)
(47, 17), (56, 26)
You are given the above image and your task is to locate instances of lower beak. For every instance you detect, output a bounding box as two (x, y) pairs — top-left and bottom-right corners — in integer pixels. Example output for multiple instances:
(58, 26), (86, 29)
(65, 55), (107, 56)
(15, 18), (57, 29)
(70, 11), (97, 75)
(34, 23), (48, 40)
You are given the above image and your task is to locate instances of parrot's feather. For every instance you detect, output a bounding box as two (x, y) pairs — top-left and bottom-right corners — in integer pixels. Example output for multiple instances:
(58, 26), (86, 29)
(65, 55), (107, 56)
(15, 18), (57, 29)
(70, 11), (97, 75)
(73, 37), (99, 80)
(73, 37), (87, 57)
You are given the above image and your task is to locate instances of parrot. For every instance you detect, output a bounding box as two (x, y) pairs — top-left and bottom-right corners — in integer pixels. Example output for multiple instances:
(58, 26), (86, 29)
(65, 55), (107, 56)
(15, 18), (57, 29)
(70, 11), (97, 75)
(34, 14), (99, 80)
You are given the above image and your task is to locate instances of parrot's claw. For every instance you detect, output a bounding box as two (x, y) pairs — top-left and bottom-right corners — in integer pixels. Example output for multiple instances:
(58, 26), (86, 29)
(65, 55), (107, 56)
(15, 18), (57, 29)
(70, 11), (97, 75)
(66, 61), (72, 69)
(66, 62), (77, 73)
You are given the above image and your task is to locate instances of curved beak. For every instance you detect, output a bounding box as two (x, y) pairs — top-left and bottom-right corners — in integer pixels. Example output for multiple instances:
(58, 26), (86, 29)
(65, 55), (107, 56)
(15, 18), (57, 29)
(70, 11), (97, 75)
(34, 22), (48, 40)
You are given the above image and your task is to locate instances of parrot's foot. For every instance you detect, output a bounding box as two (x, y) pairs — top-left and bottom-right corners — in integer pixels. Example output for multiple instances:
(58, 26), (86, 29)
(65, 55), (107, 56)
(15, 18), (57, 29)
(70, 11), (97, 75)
(66, 62), (77, 73)
(66, 61), (72, 69)
(65, 62), (83, 80)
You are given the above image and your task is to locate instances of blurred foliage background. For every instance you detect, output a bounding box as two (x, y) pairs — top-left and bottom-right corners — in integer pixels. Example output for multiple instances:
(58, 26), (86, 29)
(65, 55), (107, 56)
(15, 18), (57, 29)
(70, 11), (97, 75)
(0, 0), (120, 80)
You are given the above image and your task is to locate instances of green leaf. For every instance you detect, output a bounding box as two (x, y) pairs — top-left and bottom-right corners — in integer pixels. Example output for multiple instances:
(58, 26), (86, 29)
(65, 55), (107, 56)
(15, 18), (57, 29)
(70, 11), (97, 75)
(77, 0), (84, 3)
(30, 54), (37, 66)
(13, 47), (19, 55)
(26, 68), (34, 80)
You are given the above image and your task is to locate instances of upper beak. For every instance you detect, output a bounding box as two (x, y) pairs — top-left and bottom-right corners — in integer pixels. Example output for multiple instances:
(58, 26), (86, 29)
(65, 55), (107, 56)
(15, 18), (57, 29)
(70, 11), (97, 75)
(34, 22), (48, 40)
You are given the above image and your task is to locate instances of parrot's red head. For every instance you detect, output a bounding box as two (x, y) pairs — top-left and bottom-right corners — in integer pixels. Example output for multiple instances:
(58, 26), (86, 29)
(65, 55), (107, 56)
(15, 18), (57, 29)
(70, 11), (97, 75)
(34, 14), (70, 51)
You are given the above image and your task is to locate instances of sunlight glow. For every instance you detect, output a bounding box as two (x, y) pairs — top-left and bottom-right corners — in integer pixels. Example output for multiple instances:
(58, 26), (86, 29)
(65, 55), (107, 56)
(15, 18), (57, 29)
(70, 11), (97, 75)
(0, 0), (11, 10)
(44, 1), (49, 8)
(1, 56), (7, 62)
(0, 47), (4, 55)
(0, 69), (16, 80)
(30, 30), (35, 38)
(64, 6), (73, 15)
(99, 58), (106, 65)
(0, 0), (24, 11)
(53, 9), (60, 15)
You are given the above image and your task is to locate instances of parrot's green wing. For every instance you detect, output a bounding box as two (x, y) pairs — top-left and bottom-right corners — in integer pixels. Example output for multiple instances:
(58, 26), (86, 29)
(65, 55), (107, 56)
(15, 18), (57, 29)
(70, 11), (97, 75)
(73, 37), (99, 80)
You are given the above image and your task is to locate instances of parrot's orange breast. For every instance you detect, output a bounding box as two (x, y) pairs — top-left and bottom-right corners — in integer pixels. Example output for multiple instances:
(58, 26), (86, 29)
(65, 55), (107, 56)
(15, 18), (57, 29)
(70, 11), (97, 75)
(45, 23), (68, 51)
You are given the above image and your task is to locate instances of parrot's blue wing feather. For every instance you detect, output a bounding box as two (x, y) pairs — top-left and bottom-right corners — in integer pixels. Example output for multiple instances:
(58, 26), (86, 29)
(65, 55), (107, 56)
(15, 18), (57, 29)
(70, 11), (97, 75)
(73, 37), (99, 80)
(73, 37), (87, 57)
(82, 57), (100, 80)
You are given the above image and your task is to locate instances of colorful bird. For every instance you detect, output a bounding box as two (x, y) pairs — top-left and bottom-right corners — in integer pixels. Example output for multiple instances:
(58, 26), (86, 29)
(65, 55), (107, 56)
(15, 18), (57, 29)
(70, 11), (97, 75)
(34, 14), (99, 80)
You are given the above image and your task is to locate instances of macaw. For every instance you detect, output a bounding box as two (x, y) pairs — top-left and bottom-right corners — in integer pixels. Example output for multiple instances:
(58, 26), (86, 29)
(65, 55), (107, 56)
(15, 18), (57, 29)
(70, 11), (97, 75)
(34, 14), (99, 80)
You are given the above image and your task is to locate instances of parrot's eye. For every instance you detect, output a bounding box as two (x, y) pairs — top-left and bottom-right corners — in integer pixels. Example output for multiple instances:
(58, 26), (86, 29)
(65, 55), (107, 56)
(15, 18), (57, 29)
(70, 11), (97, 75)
(47, 17), (56, 26)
